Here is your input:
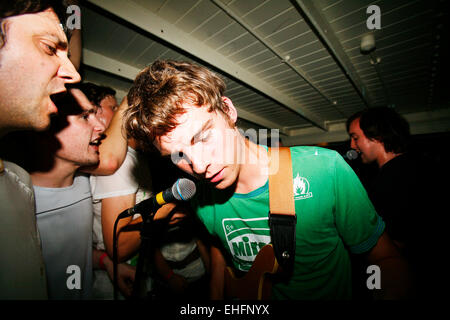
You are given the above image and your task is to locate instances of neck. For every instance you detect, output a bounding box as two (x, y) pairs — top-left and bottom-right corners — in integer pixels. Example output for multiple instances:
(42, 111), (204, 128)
(0, 122), (10, 139)
(234, 138), (270, 194)
(377, 151), (402, 168)
(31, 158), (79, 188)
(0, 125), (16, 140)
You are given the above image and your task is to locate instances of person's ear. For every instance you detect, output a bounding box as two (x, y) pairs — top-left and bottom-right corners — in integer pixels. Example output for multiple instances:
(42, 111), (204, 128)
(222, 96), (237, 125)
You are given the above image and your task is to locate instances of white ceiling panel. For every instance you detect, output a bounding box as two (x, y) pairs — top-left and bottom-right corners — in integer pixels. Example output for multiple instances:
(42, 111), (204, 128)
(81, 0), (449, 145)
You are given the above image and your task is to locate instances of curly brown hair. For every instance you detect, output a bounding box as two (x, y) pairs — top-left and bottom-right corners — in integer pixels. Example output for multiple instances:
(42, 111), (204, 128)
(123, 60), (229, 148)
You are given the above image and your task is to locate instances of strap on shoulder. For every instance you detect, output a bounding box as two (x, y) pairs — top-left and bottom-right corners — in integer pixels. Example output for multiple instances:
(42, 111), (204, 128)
(268, 147), (297, 274)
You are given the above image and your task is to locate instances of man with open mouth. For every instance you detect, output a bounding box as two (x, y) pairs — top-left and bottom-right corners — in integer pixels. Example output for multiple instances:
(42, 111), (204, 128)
(0, 0), (80, 299)
(24, 85), (105, 300)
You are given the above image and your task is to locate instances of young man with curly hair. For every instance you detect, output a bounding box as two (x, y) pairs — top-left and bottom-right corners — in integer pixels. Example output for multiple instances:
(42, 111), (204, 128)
(121, 60), (412, 300)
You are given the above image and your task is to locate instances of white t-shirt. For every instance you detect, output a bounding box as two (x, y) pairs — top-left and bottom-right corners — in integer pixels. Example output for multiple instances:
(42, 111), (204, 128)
(90, 147), (153, 250)
(34, 173), (93, 300)
(160, 237), (205, 283)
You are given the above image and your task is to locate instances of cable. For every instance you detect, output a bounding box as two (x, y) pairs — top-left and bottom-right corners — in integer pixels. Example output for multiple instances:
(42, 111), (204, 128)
(112, 211), (123, 300)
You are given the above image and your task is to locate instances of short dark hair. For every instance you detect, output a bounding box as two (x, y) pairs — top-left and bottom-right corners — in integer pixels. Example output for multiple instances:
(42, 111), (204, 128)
(75, 82), (116, 107)
(0, 0), (68, 48)
(351, 107), (411, 154)
(345, 110), (364, 133)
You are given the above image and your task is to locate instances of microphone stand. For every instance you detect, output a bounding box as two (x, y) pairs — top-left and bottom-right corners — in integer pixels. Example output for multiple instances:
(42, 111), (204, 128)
(113, 208), (156, 300)
(131, 211), (157, 300)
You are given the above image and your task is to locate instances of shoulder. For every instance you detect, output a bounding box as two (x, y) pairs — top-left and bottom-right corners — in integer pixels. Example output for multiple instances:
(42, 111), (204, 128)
(1, 159), (34, 204)
(379, 153), (417, 179)
(1, 159), (33, 188)
(34, 173), (91, 197)
(74, 173), (91, 190)
(289, 146), (339, 159)
(289, 146), (342, 171)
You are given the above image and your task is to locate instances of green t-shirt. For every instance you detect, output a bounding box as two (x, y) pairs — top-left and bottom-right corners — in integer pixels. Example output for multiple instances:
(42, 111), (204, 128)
(191, 146), (384, 300)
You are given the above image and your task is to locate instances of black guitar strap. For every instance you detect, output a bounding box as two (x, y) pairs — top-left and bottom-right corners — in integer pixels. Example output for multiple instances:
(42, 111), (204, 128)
(268, 147), (297, 275)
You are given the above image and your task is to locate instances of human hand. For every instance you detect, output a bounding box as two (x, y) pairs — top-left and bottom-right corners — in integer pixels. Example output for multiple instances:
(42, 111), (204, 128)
(117, 263), (136, 297)
(154, 203), (177, 220)
(105, 261), (136, 297)
(168, 212), (187, 225)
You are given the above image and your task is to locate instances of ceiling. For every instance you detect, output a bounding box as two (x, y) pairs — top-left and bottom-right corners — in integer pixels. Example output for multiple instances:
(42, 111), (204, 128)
(80, 0), (449, 146)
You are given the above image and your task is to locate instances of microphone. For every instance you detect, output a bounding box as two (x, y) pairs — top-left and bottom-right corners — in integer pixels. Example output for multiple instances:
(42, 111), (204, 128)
(344, 149), (359, 160)
(118, 178), (196, 219)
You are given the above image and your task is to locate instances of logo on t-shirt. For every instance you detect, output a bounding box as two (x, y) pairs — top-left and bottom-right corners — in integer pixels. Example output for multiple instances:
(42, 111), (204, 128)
(293, 173), (313, 200)
(222, 217), (271, 271)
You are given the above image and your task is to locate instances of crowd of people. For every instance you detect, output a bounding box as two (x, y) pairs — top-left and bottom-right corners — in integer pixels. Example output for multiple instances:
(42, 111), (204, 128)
(0, 1), (442, 301)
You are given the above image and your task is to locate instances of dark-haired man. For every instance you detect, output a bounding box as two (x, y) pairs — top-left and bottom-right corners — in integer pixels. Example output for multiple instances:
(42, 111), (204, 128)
(0, 1), (80, 299)
(30, 86), (106, 299)
(347, 107), (442, 299)
(77, 82), (118, 128)
(347, 107), (410, 168)
(347, 107), (417, 247)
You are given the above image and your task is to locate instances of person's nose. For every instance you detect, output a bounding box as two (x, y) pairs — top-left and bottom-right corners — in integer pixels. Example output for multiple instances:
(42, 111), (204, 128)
(350, 138), (357, 150)
(93, 113), (106, 135)
(190, 152), (209, 176)
(58, 55), (81, 84)
(95, 108), (109, 128)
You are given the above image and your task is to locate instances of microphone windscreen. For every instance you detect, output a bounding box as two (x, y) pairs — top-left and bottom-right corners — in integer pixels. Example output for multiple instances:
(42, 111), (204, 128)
(345, 149), (359, 160)
(172, 178), (196, 201)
